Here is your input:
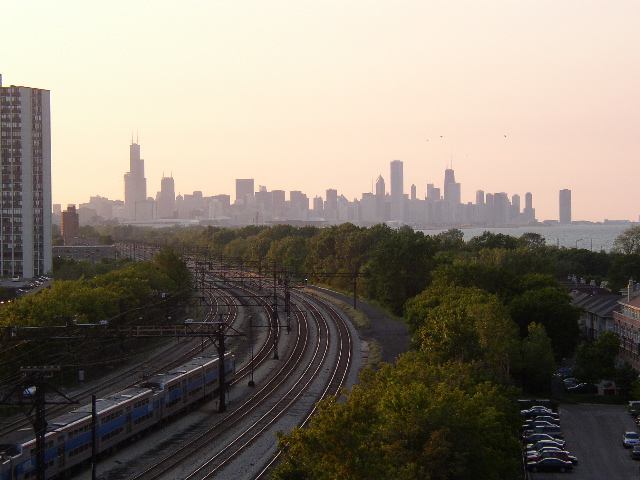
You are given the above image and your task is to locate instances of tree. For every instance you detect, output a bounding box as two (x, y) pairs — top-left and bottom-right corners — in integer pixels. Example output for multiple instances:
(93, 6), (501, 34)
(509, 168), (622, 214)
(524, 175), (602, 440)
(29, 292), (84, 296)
(364, 230), (438, 315)
(273, 356), (521, 480)
(508, 286), (581, 360)
(405, 285), (519, 381)
(153, 246), (192, 293)
(613, 225), (640, 255)
(519, 323), (556, 394)
(607, 254), (640, 292)
(572, 332), (620, 384)
(468, 231), (521, 251)
(519, 232), (546, 249)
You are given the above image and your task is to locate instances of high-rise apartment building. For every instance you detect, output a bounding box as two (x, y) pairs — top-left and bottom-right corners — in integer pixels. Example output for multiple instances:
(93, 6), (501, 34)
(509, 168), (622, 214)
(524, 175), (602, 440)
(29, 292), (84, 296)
(390, 160), (403, 221)
(0, 75), (52, 278)
(124, 139), (147, 220)
(559, 189), (572, 224)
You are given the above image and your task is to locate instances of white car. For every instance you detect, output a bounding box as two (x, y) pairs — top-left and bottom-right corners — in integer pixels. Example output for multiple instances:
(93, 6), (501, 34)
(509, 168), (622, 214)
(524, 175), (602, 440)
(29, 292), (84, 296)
(623, 431), (640, 448)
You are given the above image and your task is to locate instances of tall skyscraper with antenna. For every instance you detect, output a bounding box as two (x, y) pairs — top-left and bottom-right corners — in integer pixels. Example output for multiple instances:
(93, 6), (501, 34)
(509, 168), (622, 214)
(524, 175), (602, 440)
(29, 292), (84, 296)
(0, 75), (52, 278)
(124, 136), (147, 220)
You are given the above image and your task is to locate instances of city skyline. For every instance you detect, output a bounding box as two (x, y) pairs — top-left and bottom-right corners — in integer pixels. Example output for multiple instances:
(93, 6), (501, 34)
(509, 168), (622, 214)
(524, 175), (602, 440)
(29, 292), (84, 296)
(68, 148), (554, 228)
(3, 1), (640, 222)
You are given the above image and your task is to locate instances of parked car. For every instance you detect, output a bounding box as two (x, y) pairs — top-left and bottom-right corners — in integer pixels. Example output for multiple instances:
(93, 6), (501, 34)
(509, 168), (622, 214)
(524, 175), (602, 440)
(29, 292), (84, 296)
(623, 431), (640, 448)
(525, 439), (567, 453)
(523, 425), (564, 440)
(521, 420), (556, 430)
(563, 377), (579, 389)
(527, 448), (578, 465)
(521, 406), (554, 418)
(631, 444), (640, 459)
(526, 457), (573, 473)
(523, 415), (560, 427)
(523, 433), (566, 447)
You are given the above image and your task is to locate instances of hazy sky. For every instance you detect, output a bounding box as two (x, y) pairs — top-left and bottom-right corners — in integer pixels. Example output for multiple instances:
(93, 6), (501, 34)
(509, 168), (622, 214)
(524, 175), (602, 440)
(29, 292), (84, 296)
(3, 1), (639, 222)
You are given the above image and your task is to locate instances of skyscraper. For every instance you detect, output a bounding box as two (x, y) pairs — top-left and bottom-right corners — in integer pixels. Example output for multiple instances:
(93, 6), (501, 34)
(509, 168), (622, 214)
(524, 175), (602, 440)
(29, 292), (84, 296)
(0, 75), (52, 278)
(559, 189), (572, 224)
(522, 192), (536, 223)
(124, 138), (147, 220)
(375, 175), (386, 220)
(235, 179), (255, 205)
(390, 160), (403, 221)
(156, 175), (176, 219)
(325, 189), (338, 220)
(443, 168), (461, 205)
(443, 167), (461, 223)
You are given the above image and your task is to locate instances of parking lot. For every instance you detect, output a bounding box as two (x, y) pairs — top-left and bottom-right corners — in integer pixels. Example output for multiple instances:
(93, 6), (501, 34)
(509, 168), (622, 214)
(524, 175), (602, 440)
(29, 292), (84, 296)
(530, 403), (640, 479)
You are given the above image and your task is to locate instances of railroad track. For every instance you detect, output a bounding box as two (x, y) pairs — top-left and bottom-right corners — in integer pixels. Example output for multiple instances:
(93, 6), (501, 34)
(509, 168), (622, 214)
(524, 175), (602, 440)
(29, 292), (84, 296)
(99, 284), (355, 480)
(0, 285), (240, 438)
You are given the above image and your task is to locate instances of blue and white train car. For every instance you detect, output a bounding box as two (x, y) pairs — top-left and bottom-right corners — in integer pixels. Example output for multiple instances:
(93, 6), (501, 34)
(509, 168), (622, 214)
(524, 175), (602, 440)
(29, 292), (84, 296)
(140, 354), (236, 420)
(0, 353), (235, 480)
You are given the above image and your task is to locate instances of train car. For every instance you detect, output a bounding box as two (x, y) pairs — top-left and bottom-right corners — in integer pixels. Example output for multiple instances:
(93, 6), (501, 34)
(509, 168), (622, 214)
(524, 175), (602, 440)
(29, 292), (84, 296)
(0, 353), (235, 479)
(140, 354), (236, 420)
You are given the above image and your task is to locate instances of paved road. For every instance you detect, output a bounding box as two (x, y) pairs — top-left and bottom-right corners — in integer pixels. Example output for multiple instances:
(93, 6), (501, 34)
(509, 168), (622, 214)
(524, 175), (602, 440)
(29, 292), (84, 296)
(531, 403), (640, 480)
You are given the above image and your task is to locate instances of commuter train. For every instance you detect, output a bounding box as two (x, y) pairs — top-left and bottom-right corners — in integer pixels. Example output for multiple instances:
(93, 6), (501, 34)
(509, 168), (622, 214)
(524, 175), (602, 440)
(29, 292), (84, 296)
(0, 354), (236, 480)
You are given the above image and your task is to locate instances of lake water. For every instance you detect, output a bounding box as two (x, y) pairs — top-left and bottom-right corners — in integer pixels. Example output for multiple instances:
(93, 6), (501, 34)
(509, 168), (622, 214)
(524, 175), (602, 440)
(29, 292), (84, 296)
(419, 224), (634, 252)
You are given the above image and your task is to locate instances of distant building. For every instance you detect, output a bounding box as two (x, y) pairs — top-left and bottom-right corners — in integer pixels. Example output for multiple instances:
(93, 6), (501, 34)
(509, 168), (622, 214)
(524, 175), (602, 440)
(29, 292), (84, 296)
(0, 75), (52, 278)
(390, 160), (404, 221)
(522, 192), (536, 223)
(235, 179), (254, 205)
(52, 204), (62, 225)
(61, 205), (80, 238)
(124, 139), (147, 220)
(325, 189), (338, 221)
(157, 175), (176, 219)
(559, 189), (571, 224)
(375, 175), (386, 220)
(443, 168), (461, 205)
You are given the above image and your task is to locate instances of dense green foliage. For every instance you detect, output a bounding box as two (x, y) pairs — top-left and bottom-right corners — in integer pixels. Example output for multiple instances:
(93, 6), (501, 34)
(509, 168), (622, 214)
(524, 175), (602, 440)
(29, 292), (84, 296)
(63, 223), (637, 478)
(274, 357), (521, 480)
(0, 247), (191, 381)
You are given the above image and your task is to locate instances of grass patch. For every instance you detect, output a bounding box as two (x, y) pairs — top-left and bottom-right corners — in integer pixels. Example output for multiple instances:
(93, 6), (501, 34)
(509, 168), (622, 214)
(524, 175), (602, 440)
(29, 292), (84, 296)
(303, 287), (370, 330)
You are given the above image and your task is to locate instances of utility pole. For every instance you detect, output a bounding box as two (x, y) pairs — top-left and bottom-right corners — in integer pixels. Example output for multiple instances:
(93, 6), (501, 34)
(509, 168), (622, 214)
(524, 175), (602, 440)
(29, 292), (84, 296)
(0, 366), (76, 480)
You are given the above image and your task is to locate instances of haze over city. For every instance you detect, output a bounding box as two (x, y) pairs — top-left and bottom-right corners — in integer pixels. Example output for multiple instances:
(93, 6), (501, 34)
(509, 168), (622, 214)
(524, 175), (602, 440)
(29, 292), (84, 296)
(3, 1), (639, 222)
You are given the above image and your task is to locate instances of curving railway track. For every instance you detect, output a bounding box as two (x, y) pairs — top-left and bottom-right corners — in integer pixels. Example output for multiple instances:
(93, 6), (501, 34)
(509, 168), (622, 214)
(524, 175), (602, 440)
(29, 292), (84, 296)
(93, 274), (358, 480)
(1, 247), (361, 480)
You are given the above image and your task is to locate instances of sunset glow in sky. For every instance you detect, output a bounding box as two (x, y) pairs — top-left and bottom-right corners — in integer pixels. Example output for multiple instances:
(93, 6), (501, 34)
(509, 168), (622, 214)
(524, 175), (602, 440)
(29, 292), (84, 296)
(3, 1), (639, 222)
